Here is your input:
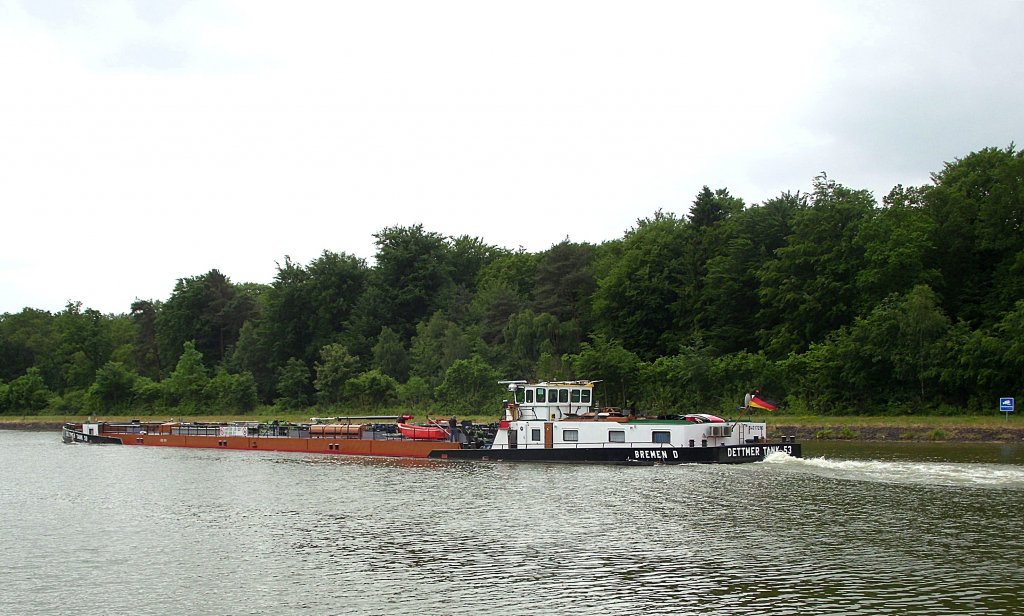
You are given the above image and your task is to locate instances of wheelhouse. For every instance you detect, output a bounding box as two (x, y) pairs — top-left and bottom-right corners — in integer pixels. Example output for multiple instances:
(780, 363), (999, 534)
(503, 380), (598, 421)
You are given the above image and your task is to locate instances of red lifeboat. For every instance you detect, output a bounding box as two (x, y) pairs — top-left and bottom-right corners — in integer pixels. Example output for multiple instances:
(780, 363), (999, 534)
(396, 423), (450, 440)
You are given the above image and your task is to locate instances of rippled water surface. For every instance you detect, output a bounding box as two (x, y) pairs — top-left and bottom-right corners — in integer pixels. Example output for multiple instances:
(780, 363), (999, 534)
(3, 431), (1022, 615)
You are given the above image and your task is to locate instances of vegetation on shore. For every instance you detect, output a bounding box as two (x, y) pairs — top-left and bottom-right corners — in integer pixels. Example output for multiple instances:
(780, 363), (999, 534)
(2, 145), (1023, 420)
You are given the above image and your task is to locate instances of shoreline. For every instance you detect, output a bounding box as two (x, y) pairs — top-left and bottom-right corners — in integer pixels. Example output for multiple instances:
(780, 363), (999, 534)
(4, 417), (1022, 443)
(771, 424), (1024, 443)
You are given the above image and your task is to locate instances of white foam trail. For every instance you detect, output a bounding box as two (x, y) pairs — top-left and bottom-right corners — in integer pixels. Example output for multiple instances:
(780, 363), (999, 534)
(761, 451), (1024, 489)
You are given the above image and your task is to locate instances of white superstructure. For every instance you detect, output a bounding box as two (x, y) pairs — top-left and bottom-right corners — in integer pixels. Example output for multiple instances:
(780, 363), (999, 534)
(490, 380), (769, 451)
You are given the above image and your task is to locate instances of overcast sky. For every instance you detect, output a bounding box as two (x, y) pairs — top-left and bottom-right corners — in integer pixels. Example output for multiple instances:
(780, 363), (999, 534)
(1, 0), (1022, 315)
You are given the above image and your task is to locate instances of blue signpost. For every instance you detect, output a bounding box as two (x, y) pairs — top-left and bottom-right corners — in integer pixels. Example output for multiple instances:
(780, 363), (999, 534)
(1000, 397), (1015, 421)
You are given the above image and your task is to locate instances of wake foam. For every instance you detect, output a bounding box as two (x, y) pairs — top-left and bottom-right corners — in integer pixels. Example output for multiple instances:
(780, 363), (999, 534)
(760, 450), (1024, 489)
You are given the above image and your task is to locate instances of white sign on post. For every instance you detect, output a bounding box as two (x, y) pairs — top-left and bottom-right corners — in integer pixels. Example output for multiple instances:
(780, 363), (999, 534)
(1000, 398), (1014, 423)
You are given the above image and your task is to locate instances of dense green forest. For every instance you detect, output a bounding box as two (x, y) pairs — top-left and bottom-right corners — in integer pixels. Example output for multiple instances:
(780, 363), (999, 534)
(2, 146), (1022, 417)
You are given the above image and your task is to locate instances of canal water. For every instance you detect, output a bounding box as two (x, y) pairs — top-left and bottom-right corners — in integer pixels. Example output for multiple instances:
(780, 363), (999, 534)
(2, 430), (1022, 615)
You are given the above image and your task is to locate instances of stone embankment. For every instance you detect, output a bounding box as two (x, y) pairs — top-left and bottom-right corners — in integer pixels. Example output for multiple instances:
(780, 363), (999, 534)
(771, 424), (1024, 443)
(0, 421), (66, 431)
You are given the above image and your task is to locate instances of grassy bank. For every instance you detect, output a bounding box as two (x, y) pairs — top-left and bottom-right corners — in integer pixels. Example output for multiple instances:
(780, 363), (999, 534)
(768, 414), (1023, 442)
(3, 412), (1021, 442)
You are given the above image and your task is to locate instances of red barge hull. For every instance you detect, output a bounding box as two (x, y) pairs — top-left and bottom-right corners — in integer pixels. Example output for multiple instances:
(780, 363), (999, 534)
(62, 422), (461, 458)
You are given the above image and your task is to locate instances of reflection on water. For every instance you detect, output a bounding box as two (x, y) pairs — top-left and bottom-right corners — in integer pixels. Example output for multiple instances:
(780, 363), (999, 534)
(2, 431), (1022, 616)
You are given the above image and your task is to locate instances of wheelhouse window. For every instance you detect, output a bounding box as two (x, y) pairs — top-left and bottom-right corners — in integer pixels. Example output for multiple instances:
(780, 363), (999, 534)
(563, 430), (579, 442)
(525, 389), (534, 403)
(608, 430), (625, 443)
(536, 388), (546, 403)
(571, 389), (581, 403)
(558, 389), (569, 403)
(652, 431), (671, 444)
(582, 389), (591, 404)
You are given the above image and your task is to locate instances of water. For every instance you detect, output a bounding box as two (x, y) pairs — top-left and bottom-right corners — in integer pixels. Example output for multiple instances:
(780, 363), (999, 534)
(2, 431), (1022, 615)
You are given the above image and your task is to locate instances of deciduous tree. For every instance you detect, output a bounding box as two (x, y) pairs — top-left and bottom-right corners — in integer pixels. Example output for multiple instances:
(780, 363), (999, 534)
(372, 327), (409, 383)
(565, 336), (640, 408)
(434, 357), (501, 414)
(164, 341), (209, 412)
(314, 343), (359, 405)
(276, 357), (312, 410)
(343, 370), (399, 408)
(757, 175), (875, 356)
(86, 361), (138, 413)
(592, 212), (693, 359)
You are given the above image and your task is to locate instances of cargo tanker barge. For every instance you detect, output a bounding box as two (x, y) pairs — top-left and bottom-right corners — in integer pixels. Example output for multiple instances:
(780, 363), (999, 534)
(62, 415), (463, 458)
(63, 380), (799, 464)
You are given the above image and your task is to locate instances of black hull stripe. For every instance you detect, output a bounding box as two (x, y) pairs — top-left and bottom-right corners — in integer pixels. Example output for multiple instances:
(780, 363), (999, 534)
(429, 443), (801, 464)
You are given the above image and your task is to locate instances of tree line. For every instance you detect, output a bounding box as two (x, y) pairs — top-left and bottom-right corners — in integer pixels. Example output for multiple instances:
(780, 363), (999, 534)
(2, 145), (1022, 417)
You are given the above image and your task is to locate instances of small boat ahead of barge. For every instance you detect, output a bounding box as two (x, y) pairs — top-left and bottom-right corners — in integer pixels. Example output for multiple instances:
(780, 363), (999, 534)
(427, 380), (800, 464)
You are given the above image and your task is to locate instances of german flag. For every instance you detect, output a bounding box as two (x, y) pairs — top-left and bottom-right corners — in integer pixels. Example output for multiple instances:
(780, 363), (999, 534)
(749, 394), (777, 412)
